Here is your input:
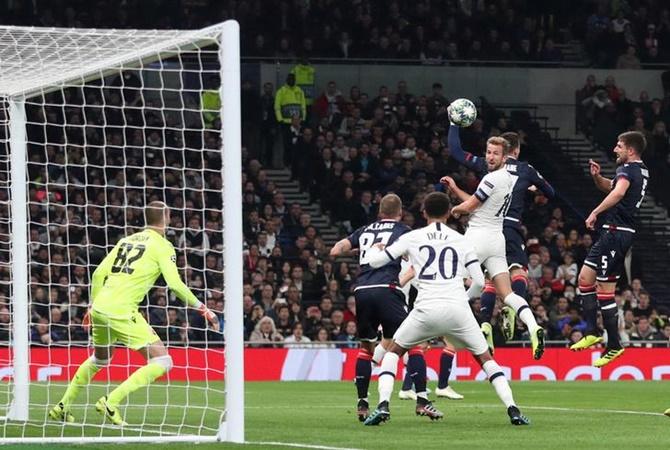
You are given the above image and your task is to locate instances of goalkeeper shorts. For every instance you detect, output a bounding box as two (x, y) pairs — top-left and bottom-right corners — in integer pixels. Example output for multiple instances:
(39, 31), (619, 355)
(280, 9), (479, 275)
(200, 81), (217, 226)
(90, 309), (161, 350)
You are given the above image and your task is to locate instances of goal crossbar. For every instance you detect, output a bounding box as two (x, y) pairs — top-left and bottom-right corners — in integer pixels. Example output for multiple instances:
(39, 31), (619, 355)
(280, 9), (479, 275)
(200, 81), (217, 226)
(0, 23), (227, 99)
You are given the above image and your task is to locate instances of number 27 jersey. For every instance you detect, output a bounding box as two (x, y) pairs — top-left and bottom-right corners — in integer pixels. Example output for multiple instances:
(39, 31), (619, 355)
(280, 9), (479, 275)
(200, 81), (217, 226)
(347, 220), (411, 288)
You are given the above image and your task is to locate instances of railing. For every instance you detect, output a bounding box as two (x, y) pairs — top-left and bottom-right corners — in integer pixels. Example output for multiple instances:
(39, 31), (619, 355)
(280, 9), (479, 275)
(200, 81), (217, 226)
(8, 339), (669, 349)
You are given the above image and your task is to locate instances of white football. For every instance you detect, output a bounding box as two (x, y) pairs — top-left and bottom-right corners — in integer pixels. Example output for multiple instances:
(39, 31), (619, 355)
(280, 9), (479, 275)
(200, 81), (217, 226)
(448, 98), (477, 127)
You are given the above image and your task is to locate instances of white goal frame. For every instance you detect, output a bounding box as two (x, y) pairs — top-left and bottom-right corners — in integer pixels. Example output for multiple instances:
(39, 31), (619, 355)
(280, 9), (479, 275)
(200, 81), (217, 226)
(1, 20), (244, 444)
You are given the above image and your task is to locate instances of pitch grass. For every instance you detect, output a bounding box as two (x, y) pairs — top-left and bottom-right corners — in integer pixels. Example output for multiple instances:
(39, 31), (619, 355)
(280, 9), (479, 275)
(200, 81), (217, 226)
(1, 381), (669, 449)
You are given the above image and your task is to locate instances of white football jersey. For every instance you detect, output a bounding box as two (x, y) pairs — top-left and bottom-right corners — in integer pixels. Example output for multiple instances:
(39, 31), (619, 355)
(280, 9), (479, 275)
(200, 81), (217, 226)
(468, 168), (515, 230)
(380, 222), (479, 305)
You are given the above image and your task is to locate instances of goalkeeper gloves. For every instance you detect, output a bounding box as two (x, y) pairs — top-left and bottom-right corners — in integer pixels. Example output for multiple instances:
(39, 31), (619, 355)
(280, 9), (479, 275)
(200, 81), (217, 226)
(197, 303), (220, 332)
(82, 308), (91, 332)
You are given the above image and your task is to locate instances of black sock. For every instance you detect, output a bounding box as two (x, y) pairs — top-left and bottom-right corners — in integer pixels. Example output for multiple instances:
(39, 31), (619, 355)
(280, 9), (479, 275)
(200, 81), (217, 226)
(598, 292), (621, 350)
(407, 352), (427, 395)
(480, 288), (497, 324)
(401, 368), (413, 391)
(511, 275), (528, 298)
(355, 351), (372, 399)
(578, 284), (598, 335)
(438, 350), (454, 389)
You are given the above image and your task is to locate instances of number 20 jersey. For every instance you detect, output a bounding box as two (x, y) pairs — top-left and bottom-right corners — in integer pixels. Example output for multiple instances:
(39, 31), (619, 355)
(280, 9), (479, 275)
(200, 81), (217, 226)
(383, 222), (478, 305)
(92, 228), (198, 318)
(347, 220), (411, 288)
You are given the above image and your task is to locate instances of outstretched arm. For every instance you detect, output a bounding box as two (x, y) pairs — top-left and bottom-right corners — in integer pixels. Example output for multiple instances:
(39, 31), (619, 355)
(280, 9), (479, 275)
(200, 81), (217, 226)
(159, 246), (219, 331)
(330, 237), (353, 257)
(365, 237), (410, 268)
(447, 124), (487, 174)
(528, 165), (556, 198)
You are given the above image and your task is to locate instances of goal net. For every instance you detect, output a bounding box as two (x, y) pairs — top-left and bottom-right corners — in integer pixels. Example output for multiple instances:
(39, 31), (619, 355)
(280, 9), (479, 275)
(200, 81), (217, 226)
(0, 21), (243, 443)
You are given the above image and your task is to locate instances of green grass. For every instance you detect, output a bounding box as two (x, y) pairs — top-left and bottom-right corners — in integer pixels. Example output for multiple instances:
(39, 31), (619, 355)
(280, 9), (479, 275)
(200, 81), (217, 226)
(1, 381), (669, 449)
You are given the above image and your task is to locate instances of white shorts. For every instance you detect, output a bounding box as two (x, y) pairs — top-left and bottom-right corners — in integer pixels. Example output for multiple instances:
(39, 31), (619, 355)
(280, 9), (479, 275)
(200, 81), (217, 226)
(393, 300), (489, 355)
(465, 228), (508, 278)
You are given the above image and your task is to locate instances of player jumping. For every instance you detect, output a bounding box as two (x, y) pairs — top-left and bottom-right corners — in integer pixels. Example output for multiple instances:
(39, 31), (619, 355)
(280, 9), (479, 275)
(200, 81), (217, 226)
(442, 136), (545, 359)
(363, 192), (529, 426)
(570, 131), (648, 367)
(330, 194), (440, 422)
(445, 124), (554, 354)
(48, 201), (219, 425)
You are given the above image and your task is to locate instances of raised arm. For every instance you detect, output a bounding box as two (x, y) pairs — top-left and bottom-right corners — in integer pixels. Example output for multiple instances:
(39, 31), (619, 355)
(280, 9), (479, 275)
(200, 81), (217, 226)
(589, 159), (612, 193)
(447, 124), (487, 174)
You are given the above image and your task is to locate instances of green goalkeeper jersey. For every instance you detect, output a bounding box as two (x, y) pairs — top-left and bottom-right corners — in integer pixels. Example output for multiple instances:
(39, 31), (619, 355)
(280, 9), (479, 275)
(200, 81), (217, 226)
(91, 228), (200, 318)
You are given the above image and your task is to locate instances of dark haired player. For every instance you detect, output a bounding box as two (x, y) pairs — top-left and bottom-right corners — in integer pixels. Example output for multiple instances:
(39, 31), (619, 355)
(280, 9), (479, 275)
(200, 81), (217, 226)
(570, 131), (649, 367)
(330, 194), (439, 422)
(363, 192), (529, 426)
(444, 124), (555, 354)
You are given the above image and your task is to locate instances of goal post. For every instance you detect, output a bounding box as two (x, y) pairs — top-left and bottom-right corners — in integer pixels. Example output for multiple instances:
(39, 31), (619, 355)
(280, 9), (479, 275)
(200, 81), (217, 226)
(0, 20), (243, 443)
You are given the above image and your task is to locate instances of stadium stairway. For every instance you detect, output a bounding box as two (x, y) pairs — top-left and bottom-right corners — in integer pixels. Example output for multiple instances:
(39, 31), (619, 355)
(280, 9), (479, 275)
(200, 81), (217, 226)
(263, 168), (341, 247)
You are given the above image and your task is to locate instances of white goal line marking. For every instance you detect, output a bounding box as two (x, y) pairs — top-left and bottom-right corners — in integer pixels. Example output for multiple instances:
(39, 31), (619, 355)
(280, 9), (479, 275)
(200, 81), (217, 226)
(248, 441), (363, 450)
(246, 403), (666, 417)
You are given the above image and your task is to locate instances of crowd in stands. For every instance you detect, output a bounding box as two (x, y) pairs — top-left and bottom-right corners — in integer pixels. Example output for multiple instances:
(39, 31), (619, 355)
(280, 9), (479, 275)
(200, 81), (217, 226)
(3, 0), (670, 67)
(576, 72), (670, 207)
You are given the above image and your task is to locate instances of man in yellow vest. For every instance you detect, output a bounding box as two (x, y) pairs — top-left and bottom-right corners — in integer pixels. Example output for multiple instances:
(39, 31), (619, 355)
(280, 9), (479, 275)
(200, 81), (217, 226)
(201, 75), (221, 129)
(274, 73), (306, 171)
(290, 56), (316, 108)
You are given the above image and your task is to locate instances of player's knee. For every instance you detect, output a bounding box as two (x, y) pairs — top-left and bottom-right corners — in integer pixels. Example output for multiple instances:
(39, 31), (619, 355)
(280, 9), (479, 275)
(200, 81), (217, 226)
(150, 354), (173, 372)
(90, 355), (110, 369)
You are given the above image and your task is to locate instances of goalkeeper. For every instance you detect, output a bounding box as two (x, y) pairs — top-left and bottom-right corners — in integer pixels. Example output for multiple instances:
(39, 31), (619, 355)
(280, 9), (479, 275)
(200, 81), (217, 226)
(49, 201), (219, 426)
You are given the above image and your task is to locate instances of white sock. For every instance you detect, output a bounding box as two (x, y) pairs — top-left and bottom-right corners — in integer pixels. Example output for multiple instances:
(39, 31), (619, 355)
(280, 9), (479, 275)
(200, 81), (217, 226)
(416, 391), (428, 400)
(378, 352), (399, 404)
(372, 343), (387, 365)
(482, 360), (515, 408)
(504, 293), (539, 333)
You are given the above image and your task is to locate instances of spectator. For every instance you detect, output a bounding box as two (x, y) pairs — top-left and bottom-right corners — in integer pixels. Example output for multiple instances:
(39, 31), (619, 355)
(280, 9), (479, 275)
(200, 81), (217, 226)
(629, 316), (656, 347)
(284, 322), (312, 347)
(616, 46), (641, 69)
(249, 316), (284, 347)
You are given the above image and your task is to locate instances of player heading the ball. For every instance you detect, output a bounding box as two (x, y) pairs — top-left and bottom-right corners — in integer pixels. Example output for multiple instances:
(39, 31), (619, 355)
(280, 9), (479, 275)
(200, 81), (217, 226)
(49, 201), (219, 426)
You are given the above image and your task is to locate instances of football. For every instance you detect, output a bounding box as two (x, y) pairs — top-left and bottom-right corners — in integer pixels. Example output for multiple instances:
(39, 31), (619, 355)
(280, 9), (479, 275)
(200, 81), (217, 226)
(448, 98), (477, 127)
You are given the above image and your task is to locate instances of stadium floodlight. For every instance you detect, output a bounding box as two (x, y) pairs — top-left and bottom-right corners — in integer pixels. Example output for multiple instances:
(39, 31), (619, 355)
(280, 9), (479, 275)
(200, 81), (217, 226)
(0, 21), (243, 443)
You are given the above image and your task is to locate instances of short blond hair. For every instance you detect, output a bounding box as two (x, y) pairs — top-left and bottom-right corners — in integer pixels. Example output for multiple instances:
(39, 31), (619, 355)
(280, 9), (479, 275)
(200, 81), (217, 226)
(146, 201), (168, 226)
(487, 136), (510, 155)
(379, 194), (402, 218)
